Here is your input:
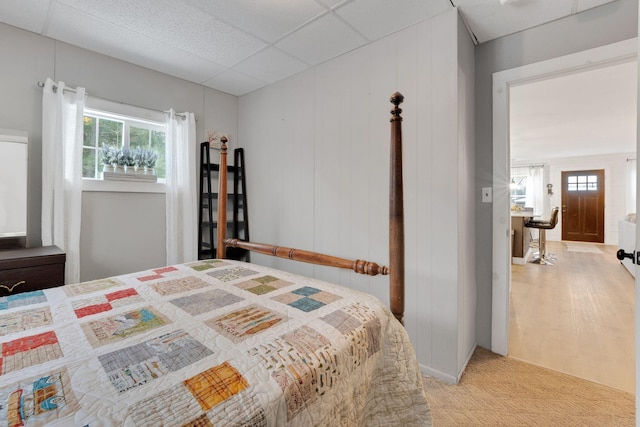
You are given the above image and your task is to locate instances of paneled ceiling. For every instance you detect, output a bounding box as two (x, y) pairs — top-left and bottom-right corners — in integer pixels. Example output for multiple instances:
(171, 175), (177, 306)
(0, 0), (619, 96)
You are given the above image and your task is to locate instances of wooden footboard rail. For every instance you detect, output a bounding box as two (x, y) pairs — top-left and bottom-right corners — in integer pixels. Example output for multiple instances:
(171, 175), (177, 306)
(217, 92), (405, 324)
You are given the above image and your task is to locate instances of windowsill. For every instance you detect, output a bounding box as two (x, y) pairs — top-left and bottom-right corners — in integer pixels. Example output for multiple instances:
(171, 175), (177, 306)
(82, 178), (166, 193)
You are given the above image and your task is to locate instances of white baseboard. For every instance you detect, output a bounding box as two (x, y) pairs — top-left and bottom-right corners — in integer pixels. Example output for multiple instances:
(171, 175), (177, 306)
(420, 343), (478, 384)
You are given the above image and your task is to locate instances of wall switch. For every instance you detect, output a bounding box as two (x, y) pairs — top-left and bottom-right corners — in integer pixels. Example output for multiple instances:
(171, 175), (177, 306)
(482, 187), (492, 203)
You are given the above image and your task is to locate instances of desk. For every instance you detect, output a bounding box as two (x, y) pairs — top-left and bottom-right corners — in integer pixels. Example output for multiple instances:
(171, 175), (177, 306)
(511, 213), (533, 264)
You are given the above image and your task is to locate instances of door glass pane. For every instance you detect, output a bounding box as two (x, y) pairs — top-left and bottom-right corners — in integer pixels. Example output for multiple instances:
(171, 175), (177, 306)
(568, 176), (577, 183)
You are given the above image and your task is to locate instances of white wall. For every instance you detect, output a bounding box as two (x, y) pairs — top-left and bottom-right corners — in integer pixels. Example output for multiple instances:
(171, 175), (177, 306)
(0, 23), (239, 281)
(475, 0), (638, 348)
(238, 9), (476, 382)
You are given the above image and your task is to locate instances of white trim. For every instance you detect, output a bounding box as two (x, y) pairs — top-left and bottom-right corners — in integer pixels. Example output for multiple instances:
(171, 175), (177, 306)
(86, 97), (165, 123)
(491, 38), (638, 356)
(0, 129), (28, 144)
(82, 179), (165, 193)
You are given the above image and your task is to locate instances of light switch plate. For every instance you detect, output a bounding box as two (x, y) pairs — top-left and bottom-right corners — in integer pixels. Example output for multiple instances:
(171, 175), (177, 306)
(482, 187), (492, 203)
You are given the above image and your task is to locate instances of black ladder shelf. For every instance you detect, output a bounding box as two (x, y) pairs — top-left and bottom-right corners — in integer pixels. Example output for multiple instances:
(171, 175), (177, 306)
(198, 141), (250, 261)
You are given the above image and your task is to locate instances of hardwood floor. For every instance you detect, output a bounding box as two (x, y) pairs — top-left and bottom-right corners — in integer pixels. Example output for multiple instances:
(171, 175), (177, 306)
(509, 240), (635, 393)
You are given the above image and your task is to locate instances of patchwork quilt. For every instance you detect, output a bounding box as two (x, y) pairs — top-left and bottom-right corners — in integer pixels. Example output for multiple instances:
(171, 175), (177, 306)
(0, 259), (431, 426)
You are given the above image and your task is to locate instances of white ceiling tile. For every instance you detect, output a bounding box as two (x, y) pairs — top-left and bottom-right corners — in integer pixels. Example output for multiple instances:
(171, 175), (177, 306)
(575, 0), (618, 13)
(46, 2), (227, 84)
(233, 47), (309, 84)
(0, 0), (52, 34)
(203, 69), (266, 96)
(57, 0), (267, 66)
(335, 0), (452, 40)
(315, 0), (350, 8)
(275, 13), (367, 66)
(456, 0), (574, 43)
(184, 0), (328, 43)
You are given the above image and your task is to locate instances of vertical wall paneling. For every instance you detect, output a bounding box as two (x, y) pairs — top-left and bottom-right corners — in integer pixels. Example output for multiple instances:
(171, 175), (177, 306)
(239, 8), (470, 381)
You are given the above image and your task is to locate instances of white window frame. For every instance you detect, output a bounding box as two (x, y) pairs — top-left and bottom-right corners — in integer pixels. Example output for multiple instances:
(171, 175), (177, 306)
(81, 97), (167, 193)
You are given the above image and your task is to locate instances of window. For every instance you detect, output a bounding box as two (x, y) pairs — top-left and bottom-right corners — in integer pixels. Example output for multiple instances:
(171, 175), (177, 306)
(82, 109), (166, 180)
(567, 174), (598, 191)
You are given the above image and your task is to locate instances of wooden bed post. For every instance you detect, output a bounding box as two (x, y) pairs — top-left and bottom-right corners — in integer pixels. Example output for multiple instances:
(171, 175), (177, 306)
(217, 136), (228, 259)
(389, 92), (405, 325)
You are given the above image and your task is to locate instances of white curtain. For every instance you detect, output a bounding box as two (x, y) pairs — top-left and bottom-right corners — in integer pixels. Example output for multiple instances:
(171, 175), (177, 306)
(41, 78), (86, 284)
(166, 109), (197, 265)
(626, 158), (637, 214)
(526, 166), (544, 216)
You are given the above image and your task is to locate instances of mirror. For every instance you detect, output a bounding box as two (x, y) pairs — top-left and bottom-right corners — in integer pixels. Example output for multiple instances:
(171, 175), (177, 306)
(0, 129), (28, 249)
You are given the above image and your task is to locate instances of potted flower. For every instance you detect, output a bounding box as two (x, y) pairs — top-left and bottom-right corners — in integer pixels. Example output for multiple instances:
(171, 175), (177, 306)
(100, 144), (117, 173)
(144, 150), (159, 175)
(119, 147), (136, 174)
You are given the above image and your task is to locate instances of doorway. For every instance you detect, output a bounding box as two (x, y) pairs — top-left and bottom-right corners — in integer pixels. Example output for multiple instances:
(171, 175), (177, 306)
(561, 169), (605, 243)
(491, 38), (637, 363)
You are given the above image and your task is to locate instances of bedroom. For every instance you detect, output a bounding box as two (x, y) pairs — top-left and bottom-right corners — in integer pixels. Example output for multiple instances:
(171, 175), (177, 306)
(0, 0), (638, 424)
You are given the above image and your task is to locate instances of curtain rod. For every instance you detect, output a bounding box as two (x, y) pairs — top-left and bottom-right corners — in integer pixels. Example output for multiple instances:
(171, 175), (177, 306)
(627, 158), (636, 162)
(37, 81), (186, 120)
(511, 163), (545, 169)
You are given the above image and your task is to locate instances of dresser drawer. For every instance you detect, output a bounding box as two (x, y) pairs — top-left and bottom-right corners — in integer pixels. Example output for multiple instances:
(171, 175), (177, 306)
(0, 246), (66, 296)
(0, 263), (65, 295)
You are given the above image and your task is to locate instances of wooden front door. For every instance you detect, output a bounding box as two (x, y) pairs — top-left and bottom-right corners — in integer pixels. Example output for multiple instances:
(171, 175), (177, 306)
(561, 169), (605, 243)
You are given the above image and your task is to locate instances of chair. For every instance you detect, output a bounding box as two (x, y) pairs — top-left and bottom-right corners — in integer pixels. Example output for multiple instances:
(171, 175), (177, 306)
(524, 207), (559, 265)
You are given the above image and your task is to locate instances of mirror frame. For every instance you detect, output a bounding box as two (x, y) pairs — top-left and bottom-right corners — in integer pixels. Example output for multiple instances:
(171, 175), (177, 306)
(0, 129), (28, 250)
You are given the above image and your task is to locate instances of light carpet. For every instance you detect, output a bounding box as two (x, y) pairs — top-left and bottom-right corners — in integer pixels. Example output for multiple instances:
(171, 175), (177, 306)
(423, 347), (634, 426)
(564, 242), (604, 253)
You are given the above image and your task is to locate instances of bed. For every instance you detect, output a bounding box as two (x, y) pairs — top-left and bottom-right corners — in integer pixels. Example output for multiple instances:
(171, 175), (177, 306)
(0, 93), (431, 426)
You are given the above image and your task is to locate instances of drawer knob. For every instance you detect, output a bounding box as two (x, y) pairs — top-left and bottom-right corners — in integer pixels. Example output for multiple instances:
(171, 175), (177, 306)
(0, 280), (26, 293)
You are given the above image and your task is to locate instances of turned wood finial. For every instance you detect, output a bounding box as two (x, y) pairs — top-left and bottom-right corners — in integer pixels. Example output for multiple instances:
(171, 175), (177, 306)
(220, 136), (228, 151)
(390, 92), (404, 122)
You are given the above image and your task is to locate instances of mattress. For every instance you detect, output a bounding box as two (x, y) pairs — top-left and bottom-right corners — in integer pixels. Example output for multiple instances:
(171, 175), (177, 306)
(0, 259), (431, 426)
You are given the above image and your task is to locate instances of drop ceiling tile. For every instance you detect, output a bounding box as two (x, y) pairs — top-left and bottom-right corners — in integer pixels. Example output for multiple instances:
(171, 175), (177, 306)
(46, 2), (226, 84)
(233, 47), (309, 85)
(575, 0), (618, 12)
(275, 13), (368, 66)
(315, 0), (350, 8)
(335, 0), (452, 40)
(184, 0), (327, 43)
(203, 69), (266, 96)
(456, 0), (574, 43)
(57, 0), (267, 66)
(0, 0), (52, 34)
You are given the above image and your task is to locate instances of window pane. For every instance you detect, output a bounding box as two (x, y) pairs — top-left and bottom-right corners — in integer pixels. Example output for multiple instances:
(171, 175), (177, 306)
(151, 130), (166, 179)
(130, 126), (150, 149)
(578, 183), (587, 190)
(577, 176), (586, 183)
(83, 116), (97, 148)
(587, 182), (597, 190)
(568, 176), (577, 183)
(99, 119), (123, 148)
(83, 148), (96, 178)
(568, 183), (577, 191)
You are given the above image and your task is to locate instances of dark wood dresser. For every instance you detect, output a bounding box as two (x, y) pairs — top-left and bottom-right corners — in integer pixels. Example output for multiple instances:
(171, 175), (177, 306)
(0, 246), (66, 296)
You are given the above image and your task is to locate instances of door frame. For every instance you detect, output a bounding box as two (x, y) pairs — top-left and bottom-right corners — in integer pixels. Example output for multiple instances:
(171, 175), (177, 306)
(491, 38), (637, 356)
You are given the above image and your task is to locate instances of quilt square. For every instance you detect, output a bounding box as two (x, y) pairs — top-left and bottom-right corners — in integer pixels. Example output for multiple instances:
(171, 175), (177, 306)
(72, 288), (143, 318)
(272, 287), (342, 313)
(207, 266), (258, 282)
(321, 310), (362, 334)
(128, 384), (203, 426)
(151, 276), (210, 296)
(63, 278), (124, 297)
(186, 259), (231, 272)
(137, 266), (179, 282)
(0, 290), (47, 311)
(80, 307), (171, 348)
(171, 289), (244, 316)
(234, 275), (292, 295)
(184, 361), (249, 411)
(0, 307), (53, 336)
(98, 329), (213, 393)
(1, 331), (62, 375)
(206, 305), (287, 343)
(0, 368), (80, 426)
